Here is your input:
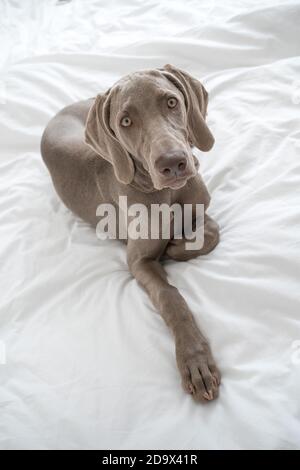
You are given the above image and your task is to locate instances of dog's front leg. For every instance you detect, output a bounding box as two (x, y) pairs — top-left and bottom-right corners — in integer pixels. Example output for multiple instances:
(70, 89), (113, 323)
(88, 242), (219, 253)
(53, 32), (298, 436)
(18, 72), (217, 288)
(127, 238), (220, 402)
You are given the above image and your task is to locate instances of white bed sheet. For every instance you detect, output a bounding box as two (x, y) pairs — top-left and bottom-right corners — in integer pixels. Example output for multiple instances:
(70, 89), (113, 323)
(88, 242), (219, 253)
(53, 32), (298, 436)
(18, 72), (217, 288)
(0, 0), (300, 450)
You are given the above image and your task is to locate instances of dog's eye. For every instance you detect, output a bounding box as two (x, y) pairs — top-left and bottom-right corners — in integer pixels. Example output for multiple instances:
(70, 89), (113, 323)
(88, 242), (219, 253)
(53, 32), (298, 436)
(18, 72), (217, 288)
(167, 97), (178, 108)
(120, 116), (132, 127)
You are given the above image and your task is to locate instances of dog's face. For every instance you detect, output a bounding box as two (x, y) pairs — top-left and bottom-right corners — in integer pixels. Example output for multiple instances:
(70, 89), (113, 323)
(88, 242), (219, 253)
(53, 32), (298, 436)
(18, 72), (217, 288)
(109, 71), (195, 190)
(85, 64), (214, 191)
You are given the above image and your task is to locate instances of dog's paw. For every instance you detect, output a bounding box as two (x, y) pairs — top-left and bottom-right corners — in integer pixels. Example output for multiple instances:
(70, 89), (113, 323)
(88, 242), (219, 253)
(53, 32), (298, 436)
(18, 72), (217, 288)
(176, 333), (221, 403)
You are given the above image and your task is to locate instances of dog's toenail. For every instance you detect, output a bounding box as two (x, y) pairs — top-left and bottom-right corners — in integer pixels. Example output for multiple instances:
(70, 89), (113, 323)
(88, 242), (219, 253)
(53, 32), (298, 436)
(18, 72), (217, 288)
(204, 391), (213, 401)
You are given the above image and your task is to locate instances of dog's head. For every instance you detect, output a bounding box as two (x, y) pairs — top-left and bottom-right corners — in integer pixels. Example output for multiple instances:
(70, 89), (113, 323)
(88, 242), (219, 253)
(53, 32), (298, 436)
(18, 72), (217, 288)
(85, 64), (214, 191)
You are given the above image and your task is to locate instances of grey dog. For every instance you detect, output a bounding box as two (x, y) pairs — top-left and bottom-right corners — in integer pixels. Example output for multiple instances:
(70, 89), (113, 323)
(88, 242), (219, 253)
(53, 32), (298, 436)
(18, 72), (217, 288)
(41, 64), (220, 402)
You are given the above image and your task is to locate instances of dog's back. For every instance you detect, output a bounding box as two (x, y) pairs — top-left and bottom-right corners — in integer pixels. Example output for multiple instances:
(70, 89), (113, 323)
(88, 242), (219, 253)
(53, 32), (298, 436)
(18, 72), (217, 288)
(41, 99), (113, 225)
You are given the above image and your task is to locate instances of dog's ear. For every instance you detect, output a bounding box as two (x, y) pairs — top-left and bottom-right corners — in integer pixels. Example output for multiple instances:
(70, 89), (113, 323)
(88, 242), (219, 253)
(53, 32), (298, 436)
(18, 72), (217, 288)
(161, 64), (214, 152)
(84, 91), (135, 184)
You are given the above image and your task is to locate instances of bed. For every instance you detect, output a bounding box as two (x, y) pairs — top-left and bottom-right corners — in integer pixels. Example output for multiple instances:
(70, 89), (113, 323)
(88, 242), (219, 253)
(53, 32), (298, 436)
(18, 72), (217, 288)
(0, 0), (299, 450)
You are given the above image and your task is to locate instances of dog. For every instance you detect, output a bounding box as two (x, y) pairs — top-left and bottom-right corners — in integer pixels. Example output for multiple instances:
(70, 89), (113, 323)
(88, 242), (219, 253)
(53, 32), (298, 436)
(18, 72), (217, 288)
(41, 64), (221, 402)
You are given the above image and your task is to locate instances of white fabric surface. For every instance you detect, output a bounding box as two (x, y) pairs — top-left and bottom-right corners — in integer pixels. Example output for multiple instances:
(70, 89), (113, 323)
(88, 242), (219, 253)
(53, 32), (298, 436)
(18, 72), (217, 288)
(0, 0), (300, 450)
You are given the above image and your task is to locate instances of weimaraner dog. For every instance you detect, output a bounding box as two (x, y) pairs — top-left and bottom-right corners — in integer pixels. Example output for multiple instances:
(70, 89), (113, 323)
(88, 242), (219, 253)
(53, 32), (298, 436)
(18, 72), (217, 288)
(41, 64), (221, 402)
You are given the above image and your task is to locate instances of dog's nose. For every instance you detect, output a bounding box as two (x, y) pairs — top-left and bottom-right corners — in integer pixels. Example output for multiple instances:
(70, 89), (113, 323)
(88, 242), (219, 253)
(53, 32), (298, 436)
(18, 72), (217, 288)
(156, 151), (188, 178)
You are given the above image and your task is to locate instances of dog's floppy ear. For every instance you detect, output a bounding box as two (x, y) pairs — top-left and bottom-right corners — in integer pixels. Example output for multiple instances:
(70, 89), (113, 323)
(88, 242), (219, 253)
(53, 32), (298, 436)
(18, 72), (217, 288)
(161, 64), (214, 152)
(85, 91), (135, 184)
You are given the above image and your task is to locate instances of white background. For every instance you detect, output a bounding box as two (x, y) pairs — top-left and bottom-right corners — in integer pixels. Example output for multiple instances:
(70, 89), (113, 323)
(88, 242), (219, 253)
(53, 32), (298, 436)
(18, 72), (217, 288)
(0, 0), (300, 449)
